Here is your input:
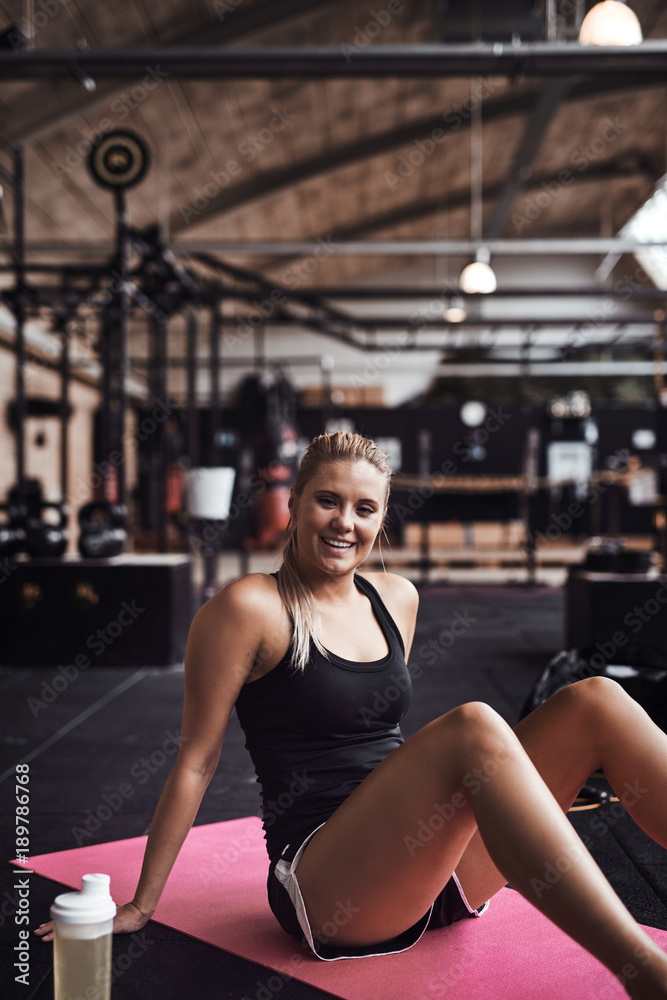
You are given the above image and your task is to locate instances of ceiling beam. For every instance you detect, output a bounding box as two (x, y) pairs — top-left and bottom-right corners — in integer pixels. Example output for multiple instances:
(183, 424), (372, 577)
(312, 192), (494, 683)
(14, 237), (667, 257)
(1, 43), (667, 80)
(140, 359), (665, 375)
(415, 361), (667, 374)
(485, 77), (572, 239)
(179, 238), (667, 255)
(284, 287), (667, 301)
(226, 313), (657, 327)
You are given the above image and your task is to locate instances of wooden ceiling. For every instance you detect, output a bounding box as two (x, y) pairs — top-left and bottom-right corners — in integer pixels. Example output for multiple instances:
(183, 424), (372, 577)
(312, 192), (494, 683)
(0, 0), (663, 278)
(0, 0), (666, 409)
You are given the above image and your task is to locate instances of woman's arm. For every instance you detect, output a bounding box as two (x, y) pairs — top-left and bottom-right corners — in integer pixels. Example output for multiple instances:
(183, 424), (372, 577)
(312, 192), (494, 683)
(36, 574), (275, 940)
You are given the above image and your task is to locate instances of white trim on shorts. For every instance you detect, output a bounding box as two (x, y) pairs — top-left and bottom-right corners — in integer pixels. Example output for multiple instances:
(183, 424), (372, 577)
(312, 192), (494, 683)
(273, 822), (488, 962)
(451, 869), (490, 917)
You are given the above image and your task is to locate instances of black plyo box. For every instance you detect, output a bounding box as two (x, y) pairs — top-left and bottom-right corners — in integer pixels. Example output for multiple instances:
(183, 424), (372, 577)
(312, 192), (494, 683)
(566, 569), (667, 654)
(1, 554), (194, 667)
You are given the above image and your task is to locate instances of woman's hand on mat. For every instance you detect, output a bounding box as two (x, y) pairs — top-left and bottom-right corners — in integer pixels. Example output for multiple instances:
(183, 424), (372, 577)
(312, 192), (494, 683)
(113, 900), (154, 933)
(34, 901), (152, 942)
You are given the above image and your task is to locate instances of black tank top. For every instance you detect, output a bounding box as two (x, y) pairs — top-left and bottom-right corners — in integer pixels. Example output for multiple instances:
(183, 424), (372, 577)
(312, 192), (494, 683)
(234, 574), (411, 864)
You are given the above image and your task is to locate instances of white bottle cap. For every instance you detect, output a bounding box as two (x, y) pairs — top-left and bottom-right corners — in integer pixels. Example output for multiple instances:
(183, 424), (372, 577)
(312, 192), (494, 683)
(51, 873), (116, 925)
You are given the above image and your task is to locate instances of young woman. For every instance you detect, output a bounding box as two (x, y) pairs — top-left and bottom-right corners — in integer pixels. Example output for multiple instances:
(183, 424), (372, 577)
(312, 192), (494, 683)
(37, 432), (667, 996)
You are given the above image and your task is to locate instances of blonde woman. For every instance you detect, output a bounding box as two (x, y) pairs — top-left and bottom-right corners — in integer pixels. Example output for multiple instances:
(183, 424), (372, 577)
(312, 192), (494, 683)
(37, 432), (667, 996)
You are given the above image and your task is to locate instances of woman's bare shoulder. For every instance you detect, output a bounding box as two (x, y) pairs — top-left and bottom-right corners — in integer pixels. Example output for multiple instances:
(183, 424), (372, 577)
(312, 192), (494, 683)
(220, 571), (282, 605)
(357, 571), (419, 612)
(192, 573), (285, 632)
(358, 571), (419, 655)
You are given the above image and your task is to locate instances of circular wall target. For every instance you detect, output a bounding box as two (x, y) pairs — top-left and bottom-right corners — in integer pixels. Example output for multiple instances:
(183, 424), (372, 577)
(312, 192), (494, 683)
(88, 131), (149, 191)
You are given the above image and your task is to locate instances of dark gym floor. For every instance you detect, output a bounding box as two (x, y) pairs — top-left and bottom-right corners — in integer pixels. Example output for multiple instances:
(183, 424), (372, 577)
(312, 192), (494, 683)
(2, 584), (666, 1000)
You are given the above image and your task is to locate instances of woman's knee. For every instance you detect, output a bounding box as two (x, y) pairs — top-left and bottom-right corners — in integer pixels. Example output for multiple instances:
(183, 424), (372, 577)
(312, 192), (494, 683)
(558, 675), (627, 713)
(578, 674), (624, 700)
(543, 676), (635, 743)
(440, 701), (515, 758)
(448, 700), (507, 728)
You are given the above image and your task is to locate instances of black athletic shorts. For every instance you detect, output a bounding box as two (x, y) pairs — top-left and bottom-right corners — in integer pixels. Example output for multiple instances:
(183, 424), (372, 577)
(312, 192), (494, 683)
(267, 824), (490, 962)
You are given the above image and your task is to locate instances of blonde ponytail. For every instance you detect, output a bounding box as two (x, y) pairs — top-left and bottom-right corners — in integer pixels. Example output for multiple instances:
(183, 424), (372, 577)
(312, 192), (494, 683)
(276, 432), (392, 672)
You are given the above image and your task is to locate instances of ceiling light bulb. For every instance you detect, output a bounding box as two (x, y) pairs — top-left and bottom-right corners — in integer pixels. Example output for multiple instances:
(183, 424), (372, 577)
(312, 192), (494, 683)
(460, 260), (497, 295)
(444, 296), (467, 322)
(579, 1), (643, 46)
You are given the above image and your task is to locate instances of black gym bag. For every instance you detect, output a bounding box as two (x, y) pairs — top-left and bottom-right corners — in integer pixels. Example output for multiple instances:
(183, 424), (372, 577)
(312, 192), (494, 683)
(520, 644), (667, 734)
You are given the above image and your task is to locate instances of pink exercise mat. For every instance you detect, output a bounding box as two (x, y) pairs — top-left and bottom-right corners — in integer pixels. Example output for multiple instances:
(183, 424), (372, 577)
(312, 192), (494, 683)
(19, 816), (667, 1000)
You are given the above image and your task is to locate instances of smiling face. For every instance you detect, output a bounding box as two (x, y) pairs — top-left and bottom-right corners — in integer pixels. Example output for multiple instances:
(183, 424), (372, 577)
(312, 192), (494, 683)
(291, 459), (387, 580)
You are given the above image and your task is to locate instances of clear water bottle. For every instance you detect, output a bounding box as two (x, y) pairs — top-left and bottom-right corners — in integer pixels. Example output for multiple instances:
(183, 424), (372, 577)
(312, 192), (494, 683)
(51, 873), (116, 1000)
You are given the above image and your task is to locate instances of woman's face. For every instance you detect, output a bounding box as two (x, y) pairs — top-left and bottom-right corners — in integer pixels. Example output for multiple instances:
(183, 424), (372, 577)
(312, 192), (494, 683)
(292, 459), (387, 579)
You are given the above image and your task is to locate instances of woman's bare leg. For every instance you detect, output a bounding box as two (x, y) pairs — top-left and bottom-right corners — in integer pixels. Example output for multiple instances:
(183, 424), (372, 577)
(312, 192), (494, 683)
(457, 675), (667, 908)
(295, 688), (667, 997)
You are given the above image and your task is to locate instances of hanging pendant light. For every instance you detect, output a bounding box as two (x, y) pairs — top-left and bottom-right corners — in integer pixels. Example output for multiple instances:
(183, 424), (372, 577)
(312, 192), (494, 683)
(579, 1), (642, 46)
(459, 81), (497, 296)
(444, 295), (467, 322)
(460, 248), (497, 294)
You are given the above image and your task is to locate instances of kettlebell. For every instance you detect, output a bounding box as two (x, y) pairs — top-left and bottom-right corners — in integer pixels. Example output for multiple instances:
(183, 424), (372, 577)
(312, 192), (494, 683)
(78, 501), (127, 558)
(25, 501), (69, 558)
(0, 502), (26, 558)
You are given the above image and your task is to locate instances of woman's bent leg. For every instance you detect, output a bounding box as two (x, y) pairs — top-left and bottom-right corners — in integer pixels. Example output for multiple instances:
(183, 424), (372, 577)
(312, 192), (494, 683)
(457, 676), (667, 910)
(295, 696), (667, 996)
